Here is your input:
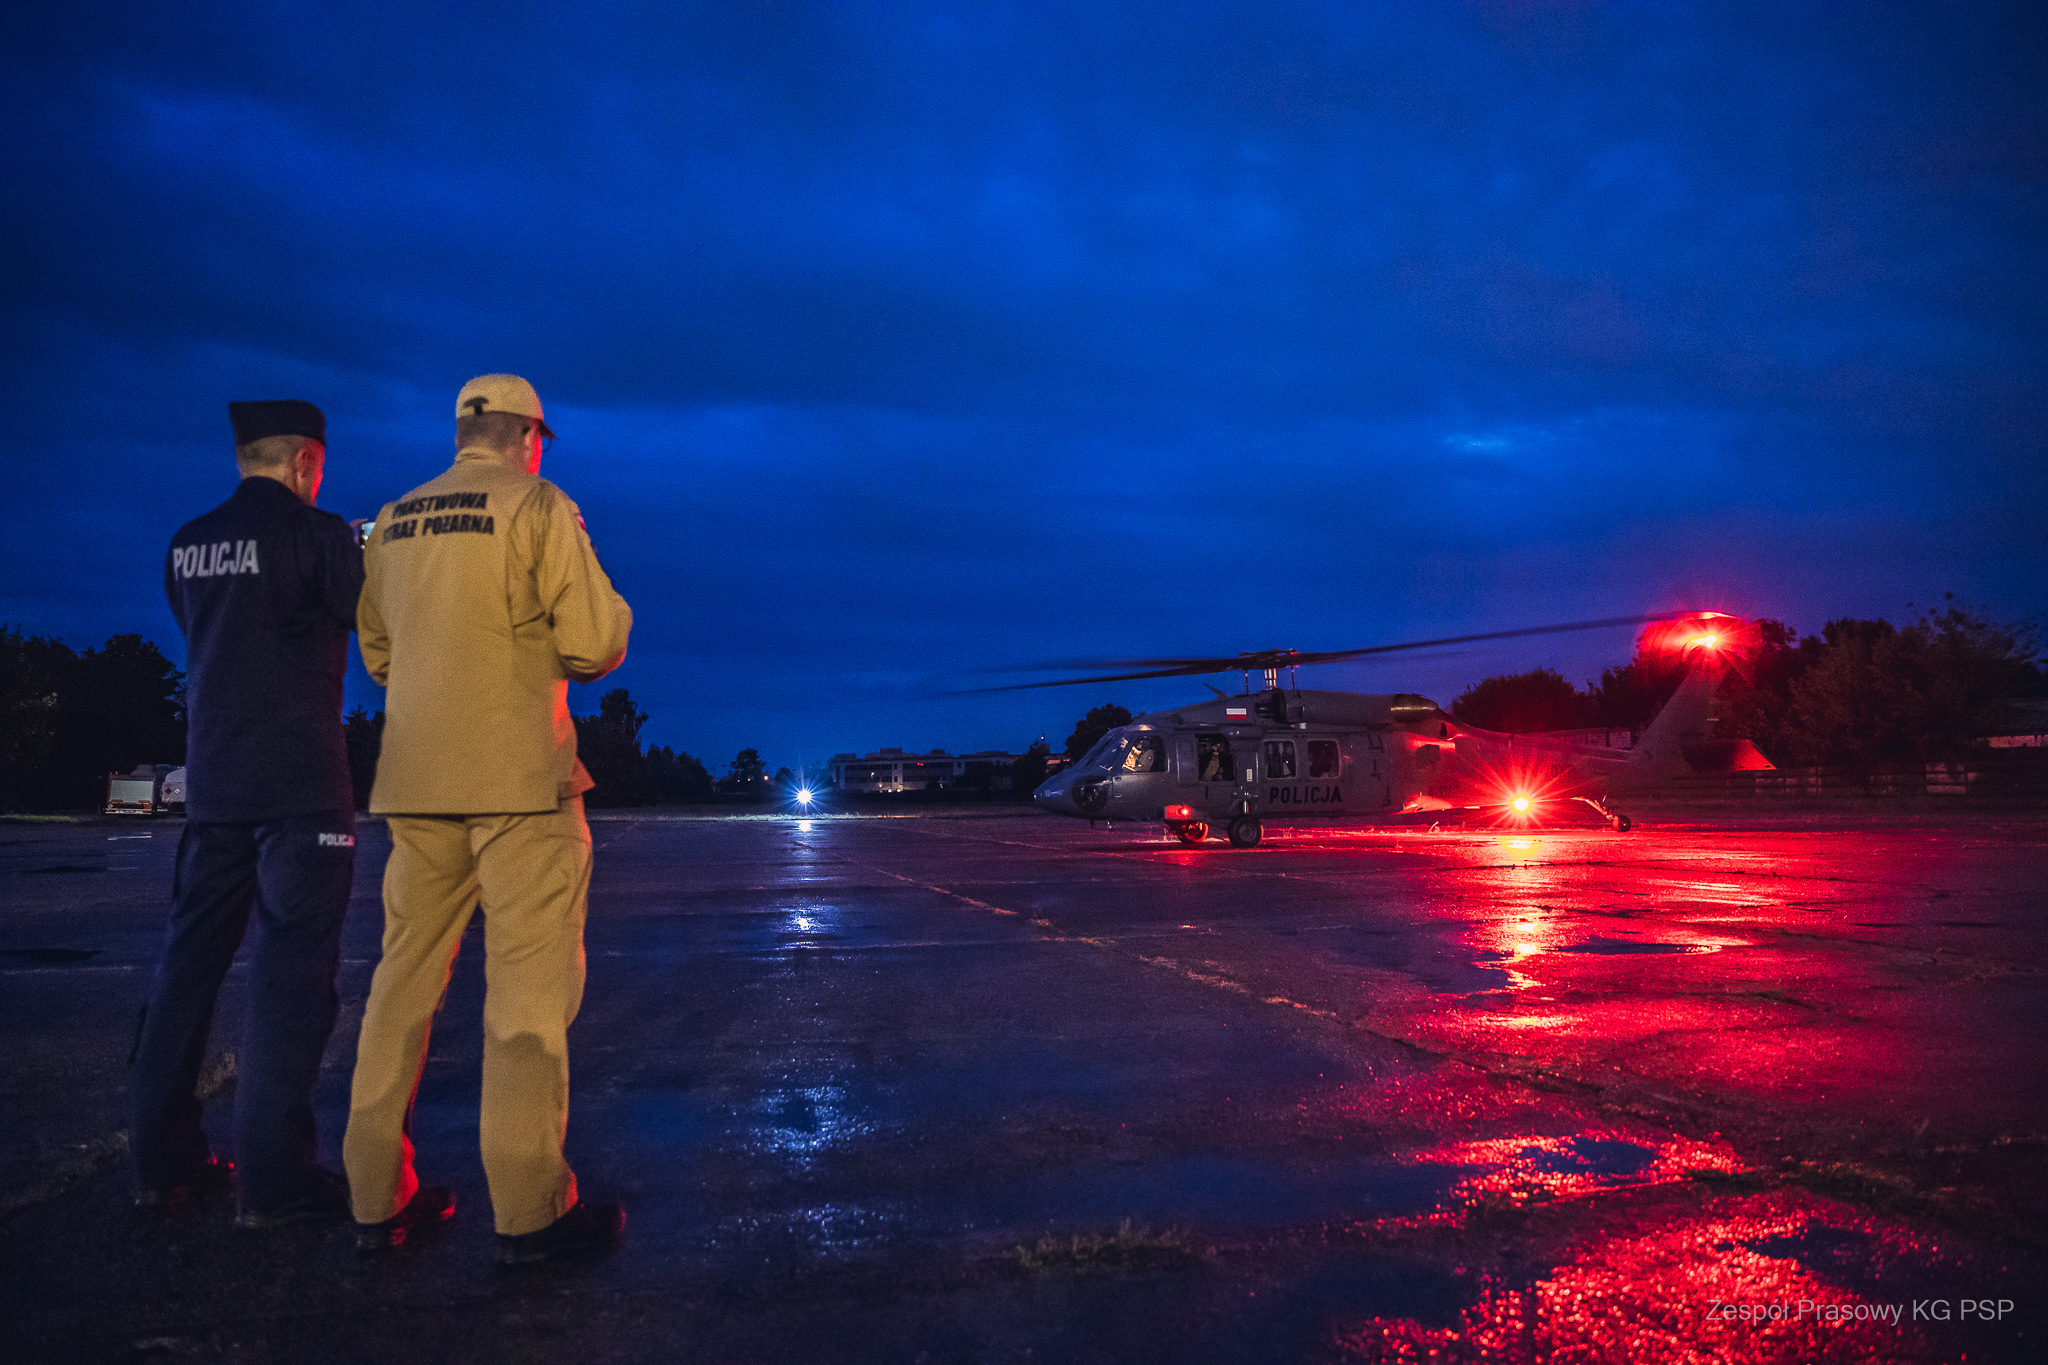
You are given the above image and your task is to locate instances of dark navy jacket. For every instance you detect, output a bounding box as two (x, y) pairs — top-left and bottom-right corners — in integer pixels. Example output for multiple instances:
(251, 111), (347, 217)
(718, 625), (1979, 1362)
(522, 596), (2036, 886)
(165, 477), (364, 821)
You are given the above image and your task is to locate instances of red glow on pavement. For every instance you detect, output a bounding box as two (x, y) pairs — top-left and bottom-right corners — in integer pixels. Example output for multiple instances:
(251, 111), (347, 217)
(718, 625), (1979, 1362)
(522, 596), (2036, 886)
(1412, 1130), (1743, 1208)
(1335, 1193), (1945, 1364)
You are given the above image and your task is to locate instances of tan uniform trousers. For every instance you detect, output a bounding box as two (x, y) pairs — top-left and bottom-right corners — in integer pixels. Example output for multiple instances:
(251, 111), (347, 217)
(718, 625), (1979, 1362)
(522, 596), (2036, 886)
(343, 797), (590, 1236)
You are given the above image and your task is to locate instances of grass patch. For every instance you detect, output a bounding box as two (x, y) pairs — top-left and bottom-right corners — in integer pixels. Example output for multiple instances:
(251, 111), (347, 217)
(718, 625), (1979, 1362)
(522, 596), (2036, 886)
(1014, 1219), (1209, 1273)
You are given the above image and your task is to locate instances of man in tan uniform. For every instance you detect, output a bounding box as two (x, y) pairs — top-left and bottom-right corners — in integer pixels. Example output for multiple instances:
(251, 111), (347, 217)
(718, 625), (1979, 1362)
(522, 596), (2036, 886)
(345, 374), (632, 1264)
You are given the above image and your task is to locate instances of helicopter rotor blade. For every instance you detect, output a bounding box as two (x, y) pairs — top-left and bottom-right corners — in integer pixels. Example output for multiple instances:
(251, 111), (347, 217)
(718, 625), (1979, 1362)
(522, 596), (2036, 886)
(950, 612), (1699, 694)
(1272, 612), (1699, 669)
(952, 661), (1266, 693)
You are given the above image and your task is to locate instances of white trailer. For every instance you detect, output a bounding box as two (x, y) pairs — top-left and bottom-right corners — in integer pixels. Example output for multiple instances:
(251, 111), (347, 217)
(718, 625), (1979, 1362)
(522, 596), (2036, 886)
(105, 764), (172, 816)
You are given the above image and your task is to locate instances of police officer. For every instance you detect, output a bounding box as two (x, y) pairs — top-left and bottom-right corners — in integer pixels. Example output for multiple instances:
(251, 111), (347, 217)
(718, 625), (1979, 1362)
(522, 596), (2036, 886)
(132, 400), (363, 1227)
(345, 375), (632, 1263)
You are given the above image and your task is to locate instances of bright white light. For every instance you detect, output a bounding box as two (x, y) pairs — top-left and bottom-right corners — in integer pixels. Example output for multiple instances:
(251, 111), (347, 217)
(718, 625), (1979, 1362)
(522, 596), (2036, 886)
(797, 819), (813, 832)
(1691, 633), (1721, 648)
(796, 788), (813, 805)
(1510, 795), (1532, 813)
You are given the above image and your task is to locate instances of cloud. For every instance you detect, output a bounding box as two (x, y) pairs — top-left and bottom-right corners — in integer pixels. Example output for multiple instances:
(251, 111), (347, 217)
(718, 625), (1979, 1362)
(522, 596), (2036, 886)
(3, 1), (2043, 765)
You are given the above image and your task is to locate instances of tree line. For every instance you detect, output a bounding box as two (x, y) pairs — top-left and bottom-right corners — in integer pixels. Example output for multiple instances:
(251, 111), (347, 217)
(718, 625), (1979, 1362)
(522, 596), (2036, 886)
(0, 623), (769, 813)
(1448, 599), (2043, 765)
(6, 599), (2037, 811)
(345, 689), (781, 810)
(1, 627), (185, 811)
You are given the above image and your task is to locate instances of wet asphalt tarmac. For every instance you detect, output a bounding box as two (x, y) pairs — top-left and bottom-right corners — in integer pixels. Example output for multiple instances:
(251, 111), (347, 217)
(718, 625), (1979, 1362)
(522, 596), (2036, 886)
(1, 807), (2043, 1363)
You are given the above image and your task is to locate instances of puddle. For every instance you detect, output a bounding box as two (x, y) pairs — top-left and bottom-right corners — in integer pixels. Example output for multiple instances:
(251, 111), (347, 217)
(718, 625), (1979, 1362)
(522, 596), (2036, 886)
(1560, 936), (1698, 956)
(1323, 929), (1514, 994)
(1334, 1196), (1954, 1364)
(1743, 1222), (1876, 1273)
(738, 1083), (882, 1158)
(1412, 1130), (1739, 1206)
(1520, 1135), (1659, 1179)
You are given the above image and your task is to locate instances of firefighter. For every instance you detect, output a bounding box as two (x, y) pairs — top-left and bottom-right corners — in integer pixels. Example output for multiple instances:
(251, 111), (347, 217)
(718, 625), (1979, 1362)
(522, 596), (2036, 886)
(132, 400), (362, 1227)
(344, 374), (632, 1263)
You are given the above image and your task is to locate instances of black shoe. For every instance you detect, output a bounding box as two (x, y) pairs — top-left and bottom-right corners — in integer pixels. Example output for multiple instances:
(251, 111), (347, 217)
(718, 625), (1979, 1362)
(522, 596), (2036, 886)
(233, 1166), (350, 1230)
(355, 1184), (456, 1257)
(494, 1200), (625, 1267)
(134, 1154), (234, 1209)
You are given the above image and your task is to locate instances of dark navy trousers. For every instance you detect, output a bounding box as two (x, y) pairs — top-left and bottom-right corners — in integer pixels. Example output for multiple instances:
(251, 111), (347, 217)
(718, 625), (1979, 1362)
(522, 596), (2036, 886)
(130, 813), (356, 1209)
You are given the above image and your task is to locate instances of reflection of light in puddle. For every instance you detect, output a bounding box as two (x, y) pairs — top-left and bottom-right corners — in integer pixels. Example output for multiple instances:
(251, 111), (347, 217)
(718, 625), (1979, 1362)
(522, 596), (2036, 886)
(1479, 1012), (1574, 1029)
(1467, 905), (1569, 989)
(1558, 933), (1750, 956)
(1463, 906), (1751, 988)
(782, 903), (840, 945)
(745, 1084), (876, 1159)
(1494, 837), (1544, 865)
(1507, 914), (1545, 959)
(797, 819), (813, 832)
(1336, 1193), (1943, 1363)
(1413, 1130), (1741, 1208)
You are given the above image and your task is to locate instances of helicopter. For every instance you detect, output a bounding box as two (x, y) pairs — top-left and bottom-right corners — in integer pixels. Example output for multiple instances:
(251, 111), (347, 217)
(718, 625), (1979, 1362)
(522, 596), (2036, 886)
(1007, 612), (1770, 847)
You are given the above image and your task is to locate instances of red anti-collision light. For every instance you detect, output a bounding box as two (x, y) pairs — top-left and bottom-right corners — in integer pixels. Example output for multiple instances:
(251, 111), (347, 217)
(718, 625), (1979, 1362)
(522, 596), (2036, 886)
(1165, 805), (1194, 821)
(1510, 795), (1532, 814)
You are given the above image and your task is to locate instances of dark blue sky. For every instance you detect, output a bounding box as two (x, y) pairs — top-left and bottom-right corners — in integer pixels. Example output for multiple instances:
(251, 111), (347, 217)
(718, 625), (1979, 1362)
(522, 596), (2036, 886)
(4, 2), (2043, 773)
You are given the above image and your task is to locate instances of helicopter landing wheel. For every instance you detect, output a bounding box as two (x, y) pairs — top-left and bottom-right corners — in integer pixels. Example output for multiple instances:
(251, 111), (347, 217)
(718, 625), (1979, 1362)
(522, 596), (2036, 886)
(1612, 813), (1633, 833)
(1227, 816), (1263, 848)
(1174, 823), (1209, 845)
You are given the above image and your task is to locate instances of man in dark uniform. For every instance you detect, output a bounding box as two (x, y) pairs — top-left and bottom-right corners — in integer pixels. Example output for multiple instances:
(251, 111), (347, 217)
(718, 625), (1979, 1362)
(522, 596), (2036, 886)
(130, 400), (369, 1229)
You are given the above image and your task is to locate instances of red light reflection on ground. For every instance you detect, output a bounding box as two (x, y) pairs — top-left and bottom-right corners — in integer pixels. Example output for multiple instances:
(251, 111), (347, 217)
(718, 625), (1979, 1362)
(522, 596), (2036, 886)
(1335, 1193), (1943, 1364)
(1410, 1130), (1742, 1212)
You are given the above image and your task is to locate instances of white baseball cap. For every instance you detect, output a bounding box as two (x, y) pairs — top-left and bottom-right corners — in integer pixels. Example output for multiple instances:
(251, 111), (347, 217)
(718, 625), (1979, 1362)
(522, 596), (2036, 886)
(455, 373), (555, 439)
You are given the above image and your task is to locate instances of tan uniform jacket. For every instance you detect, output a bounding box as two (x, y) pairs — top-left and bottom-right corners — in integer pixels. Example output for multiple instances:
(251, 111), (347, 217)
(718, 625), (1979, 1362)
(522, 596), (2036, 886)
(360, 449), (632, 814)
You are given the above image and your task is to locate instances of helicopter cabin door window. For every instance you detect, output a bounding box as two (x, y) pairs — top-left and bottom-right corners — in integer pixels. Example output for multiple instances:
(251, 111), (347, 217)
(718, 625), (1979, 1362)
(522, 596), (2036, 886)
(1196, 734), (1234, 783)
(1119, 734), (1165, 774)
(1174, 736), (1198, 783)
(1263, 740), (1297, 780)
(1306, 739), (1340, 779)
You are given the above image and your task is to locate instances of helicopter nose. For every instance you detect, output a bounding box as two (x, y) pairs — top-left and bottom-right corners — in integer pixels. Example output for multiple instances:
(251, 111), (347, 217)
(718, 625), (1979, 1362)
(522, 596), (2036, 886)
(1032, 775), (1079, 816)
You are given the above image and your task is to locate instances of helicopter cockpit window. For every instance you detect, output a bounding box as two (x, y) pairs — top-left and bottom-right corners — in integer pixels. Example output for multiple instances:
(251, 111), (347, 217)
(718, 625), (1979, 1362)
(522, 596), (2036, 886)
(1306, 739), (1340, 779)
(1263, 739), (1297, 780)
(1120, 734), (1165, 773)
(1079, 732), (1126, 774)
(1196, 734), (1233, 782)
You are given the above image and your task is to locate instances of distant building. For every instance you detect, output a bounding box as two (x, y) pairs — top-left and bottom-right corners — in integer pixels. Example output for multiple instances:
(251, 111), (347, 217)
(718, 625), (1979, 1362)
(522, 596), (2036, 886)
(1988, 696), (2048, 748)
(827, 746), (1066, 793)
